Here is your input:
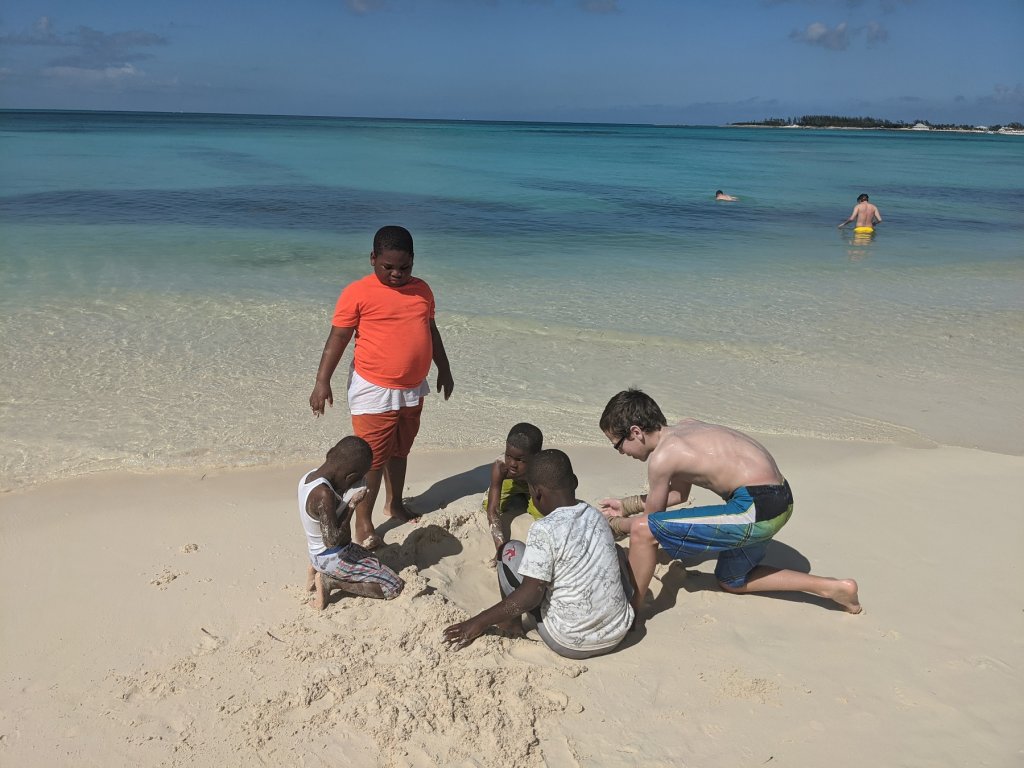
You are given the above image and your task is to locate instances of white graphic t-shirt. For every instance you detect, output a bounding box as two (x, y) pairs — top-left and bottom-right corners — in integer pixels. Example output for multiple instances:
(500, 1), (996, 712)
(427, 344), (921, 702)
(518, 502), (634, 651)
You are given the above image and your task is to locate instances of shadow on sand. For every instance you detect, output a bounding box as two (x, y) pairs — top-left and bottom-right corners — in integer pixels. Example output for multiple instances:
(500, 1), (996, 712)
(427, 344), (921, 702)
(409, 463), (492, 515)
(373, 462), (490, 542)
(638, 540), (850, 618)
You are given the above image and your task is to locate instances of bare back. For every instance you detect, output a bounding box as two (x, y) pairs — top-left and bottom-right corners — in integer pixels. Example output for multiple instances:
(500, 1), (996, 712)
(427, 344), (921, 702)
(649, 419), (784, 500)
(852, 202), (880, 227)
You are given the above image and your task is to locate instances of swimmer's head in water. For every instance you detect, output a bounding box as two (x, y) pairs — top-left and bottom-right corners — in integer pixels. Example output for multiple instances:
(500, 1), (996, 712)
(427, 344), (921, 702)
(858, 193), (869, 202)
(715, 190), (724, 196)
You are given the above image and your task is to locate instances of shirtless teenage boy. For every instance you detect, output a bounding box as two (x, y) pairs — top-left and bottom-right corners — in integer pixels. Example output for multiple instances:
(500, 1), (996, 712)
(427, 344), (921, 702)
(599, 389), (861, 616)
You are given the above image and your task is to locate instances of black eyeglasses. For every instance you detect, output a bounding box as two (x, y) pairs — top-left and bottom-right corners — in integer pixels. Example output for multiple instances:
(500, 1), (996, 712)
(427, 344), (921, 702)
(612, 433), (628, 451)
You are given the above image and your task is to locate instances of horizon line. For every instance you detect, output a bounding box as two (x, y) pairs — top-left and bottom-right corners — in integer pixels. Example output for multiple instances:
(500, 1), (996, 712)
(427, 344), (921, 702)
(1, 107), (1016, 131)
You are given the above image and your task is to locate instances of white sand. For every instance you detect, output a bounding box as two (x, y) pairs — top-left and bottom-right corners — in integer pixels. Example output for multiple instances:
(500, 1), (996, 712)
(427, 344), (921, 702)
(2, 440), (1022, 767)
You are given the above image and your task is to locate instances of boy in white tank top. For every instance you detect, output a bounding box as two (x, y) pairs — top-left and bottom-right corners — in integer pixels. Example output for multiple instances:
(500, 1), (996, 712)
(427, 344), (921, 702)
(298, 436), (404, 609)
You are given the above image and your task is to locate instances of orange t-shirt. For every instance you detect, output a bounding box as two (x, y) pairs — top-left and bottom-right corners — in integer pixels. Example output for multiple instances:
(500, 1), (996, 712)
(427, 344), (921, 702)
(332, 274), (435, 389)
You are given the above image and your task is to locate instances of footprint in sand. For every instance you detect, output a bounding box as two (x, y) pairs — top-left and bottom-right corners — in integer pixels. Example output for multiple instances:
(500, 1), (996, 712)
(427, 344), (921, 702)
(969, 654), (1011, 672)
(150, 568), (179, 588)
(193, 628), (222, 655)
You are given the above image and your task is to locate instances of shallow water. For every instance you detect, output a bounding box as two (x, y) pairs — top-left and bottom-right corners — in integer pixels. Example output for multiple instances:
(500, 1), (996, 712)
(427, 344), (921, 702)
(1, 111), (1022, 489)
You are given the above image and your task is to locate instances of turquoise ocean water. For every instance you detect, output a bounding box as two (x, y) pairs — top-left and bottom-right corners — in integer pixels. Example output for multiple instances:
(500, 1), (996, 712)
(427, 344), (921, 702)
(1, 110), (1022, 490)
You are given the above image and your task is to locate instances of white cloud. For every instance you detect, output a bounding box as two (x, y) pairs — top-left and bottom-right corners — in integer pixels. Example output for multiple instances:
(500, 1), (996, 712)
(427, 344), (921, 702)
(979, 83), (1024, 108)
(865, 20), (888, 44)
(344, 0), (390, 13)
(0, 15), (63, 45)
(42, 64), (142, 83)
(1, 17), (166, 70)
(880, 0), (915, 12)
(789, 19), (889, 49)
(339, 0), (619, 14)
(578, 0), (620, 12)
(790, 20), (852, 50)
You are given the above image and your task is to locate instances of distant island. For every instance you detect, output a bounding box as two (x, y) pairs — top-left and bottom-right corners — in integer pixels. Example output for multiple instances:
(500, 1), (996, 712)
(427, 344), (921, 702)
(732, 115), (1023, 134)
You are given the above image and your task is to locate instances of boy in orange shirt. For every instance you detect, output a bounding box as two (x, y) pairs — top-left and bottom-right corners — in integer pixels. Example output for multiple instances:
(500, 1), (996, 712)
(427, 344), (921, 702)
(309, 226), (454, 549)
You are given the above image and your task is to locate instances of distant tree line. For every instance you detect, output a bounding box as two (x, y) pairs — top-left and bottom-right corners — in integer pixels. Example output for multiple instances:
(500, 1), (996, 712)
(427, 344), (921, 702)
(732, 115), (908, 128)
(732, 115), (1023, 131)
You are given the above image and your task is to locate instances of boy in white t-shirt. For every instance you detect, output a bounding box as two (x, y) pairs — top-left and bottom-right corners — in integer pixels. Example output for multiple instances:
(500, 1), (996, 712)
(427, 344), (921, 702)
(444, 449), (635, 659)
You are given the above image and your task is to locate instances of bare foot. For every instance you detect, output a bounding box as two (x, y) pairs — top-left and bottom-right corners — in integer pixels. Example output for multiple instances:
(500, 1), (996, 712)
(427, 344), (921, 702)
(306, 564), (317, 593)
(360, 533), (384, 550)
(353, 523), (378, 548)
(385, 499), (423, 524)
(311, 571), (329, 611)
(826, 578), (863, 614)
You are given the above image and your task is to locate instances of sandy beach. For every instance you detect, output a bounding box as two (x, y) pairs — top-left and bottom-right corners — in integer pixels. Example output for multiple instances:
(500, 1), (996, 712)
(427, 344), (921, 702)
(3, 28), (1024, 767)
(2, 439), (1021, 767)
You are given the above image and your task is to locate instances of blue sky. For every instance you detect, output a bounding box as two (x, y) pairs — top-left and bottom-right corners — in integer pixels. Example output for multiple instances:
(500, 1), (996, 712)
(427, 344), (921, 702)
(1, 0), (1021, 124)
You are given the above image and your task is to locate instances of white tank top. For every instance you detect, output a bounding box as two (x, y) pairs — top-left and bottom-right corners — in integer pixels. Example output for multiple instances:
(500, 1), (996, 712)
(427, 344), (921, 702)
(297, 471), (366, 558)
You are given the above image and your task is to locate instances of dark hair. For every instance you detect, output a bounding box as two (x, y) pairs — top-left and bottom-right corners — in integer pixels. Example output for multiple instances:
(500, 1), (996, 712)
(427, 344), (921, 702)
(373, 225), (414, 256)
(599, 388), (668, 440)
(526, 449), (577, 491)
(506, 422), (543, 454)
(326, 435), (372, 469)
(715, 190), (724, 196)
(857, 193), (869, 202)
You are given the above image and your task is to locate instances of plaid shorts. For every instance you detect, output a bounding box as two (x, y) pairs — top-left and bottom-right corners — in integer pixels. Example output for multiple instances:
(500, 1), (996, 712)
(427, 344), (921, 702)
(311, 543), (404, 599)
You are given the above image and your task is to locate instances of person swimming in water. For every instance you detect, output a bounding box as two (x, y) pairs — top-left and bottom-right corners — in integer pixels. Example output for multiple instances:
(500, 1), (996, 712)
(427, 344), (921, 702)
(715, 190), (738, 202)
(838, 194), (882, 232)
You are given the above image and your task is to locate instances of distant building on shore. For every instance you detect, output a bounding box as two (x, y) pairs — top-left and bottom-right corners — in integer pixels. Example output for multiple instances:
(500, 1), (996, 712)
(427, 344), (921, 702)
(731, 116), (1022, 134)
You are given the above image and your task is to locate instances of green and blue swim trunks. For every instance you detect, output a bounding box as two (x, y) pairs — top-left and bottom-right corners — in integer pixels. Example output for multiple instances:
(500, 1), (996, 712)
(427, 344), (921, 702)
(647, 480), (793, 588)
